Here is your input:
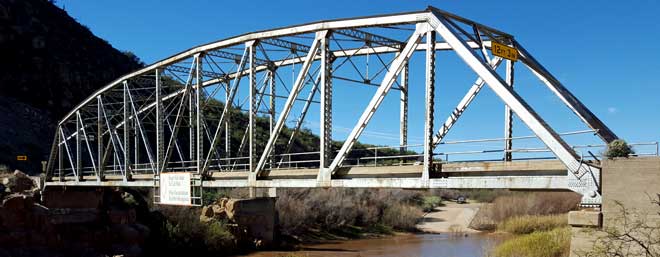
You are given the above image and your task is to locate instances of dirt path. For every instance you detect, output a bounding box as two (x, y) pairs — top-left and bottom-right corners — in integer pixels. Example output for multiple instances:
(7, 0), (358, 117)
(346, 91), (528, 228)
(416, 202), (482, 233)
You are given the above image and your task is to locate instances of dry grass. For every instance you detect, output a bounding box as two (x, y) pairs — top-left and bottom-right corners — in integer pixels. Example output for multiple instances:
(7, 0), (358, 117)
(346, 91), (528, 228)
(471, 191), (580, 230)
(492, 227), (571, 257)
(497, 215), (568, 235)
(276, 188), (425, 236)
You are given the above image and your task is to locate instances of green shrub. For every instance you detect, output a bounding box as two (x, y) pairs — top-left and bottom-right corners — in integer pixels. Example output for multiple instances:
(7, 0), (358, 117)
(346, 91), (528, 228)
(203, 220), (235, 252)
(497, 215), (568, 234)
(420, 195), (442, 212)
(493, 227), (570, 257)
(605, 139), (634, 158)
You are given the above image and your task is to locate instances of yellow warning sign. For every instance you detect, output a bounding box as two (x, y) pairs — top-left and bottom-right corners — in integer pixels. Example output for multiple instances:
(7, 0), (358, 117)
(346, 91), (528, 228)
(17, 155), (27, 161)
(491, 41), (518, 61)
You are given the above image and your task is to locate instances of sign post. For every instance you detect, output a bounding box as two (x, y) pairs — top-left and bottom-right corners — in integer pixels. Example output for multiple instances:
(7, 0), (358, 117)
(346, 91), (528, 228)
(159, 172), (192, 205)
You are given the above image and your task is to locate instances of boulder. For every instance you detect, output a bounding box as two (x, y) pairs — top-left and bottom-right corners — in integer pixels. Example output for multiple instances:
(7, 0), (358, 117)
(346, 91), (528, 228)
(2, 193), (33, 210)
(5, 170), (35, 193)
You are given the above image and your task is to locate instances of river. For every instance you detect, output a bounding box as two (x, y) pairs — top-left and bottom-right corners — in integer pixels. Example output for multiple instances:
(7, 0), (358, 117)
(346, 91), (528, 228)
(238, 233), (503, 257)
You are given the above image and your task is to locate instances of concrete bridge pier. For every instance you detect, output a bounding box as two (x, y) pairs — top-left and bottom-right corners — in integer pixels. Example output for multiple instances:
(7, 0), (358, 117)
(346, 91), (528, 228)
(569, 157), (660, 256)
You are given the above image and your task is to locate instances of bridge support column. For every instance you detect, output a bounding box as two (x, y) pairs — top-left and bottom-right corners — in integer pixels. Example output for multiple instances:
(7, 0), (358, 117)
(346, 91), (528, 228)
(422, 26), (435, 185)
(318, 30), (332, 187)
(504, 59), (514, 161)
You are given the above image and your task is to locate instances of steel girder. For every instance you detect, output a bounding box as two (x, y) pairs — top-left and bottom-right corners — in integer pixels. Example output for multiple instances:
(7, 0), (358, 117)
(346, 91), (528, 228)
(45, 7), (616, 205)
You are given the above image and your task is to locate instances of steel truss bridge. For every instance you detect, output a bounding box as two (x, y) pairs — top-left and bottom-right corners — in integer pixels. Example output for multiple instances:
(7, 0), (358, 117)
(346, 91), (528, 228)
(44, 7), (632, 206)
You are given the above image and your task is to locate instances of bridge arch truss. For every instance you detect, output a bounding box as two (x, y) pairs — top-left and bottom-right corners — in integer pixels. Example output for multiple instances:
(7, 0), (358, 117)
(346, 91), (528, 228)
(45, 7), (618, 205)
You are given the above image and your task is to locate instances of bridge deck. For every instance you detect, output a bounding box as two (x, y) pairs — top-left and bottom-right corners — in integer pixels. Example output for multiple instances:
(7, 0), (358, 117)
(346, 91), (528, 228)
(45, 160), (569, 190)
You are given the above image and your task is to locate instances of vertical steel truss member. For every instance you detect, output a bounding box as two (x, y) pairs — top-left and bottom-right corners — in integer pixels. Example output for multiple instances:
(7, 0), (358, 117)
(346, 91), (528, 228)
(432, 57), (503, 146)
(155, 69), (163, 174)
(269, 69), (276, 135)
(247, 41), (258, 187)
(75, 111), (82, 181)
(253, 32), (324, 177)
(195, 53), (203, 174)
(513, 40), (618, 144)
(225, 80), (231, 169)
(328, 25), (424, 174)
(423, 27), (435, 183)
(430, 13), (602, 204)
(123, 81), (132, 181)
(318, 31), (333, 186)
(399, 63), (408, 154)
(97, 96), (104, 181)
(504, 60), (514, 161)
(268, 69), (276, 169)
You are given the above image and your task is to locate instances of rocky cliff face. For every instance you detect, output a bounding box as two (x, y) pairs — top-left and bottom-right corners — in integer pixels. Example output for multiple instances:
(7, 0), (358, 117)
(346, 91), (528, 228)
(0, 0), (143, 174)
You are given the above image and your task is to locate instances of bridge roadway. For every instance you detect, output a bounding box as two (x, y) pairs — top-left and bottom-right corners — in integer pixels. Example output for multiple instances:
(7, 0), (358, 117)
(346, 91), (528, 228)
(45, 159), (568, 190)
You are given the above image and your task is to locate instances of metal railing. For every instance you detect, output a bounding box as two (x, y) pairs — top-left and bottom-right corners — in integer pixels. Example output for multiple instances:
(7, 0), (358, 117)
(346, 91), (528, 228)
(53, 129), (659, 177)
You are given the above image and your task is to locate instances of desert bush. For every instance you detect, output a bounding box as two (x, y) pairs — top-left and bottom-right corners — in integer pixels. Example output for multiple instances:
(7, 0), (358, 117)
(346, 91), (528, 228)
(471, 191), (580, 230)
(464, 189), (512, 203)
(498, 215), (568, 235)
(605, 139), (634, 158)
(493, 227), (570, 257)
(382, 202), (423, 231)
(430, 189), (462, 200)
(276, 188), (424, 236)
(152, 206), (236, 255)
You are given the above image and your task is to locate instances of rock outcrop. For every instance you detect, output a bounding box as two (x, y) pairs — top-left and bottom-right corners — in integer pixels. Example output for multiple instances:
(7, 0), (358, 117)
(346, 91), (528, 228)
(0, 171), (150, 257)
(201, 197), (277, 247)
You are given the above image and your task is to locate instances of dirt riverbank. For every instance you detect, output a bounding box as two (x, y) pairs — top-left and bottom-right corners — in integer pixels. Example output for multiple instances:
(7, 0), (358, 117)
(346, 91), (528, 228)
(416, 202), (482, 233)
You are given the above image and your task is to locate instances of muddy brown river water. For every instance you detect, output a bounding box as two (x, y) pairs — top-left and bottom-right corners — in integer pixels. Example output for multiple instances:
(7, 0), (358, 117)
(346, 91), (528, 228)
(239, 233), (504, 257)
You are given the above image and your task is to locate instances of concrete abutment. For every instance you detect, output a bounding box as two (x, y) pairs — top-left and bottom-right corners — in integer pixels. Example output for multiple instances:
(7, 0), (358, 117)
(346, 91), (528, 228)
(569, 157), (660, 256)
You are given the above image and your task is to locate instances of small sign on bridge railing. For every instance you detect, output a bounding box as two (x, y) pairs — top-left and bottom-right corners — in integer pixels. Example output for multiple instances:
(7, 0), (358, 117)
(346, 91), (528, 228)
(159, 172), (192, 206)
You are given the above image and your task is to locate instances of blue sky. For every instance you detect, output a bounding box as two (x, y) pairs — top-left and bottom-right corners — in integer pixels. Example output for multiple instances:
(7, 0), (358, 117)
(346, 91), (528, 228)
(57, 0), (660, 158)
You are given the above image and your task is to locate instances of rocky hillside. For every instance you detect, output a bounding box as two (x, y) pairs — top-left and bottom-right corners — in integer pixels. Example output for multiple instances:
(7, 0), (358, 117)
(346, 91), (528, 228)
(0, 0), (412, 175)
(0, 0), (143, 173)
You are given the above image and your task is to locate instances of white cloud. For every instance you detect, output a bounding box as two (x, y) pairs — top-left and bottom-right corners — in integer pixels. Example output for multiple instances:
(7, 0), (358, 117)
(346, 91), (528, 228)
(608, 107), (618, 114)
